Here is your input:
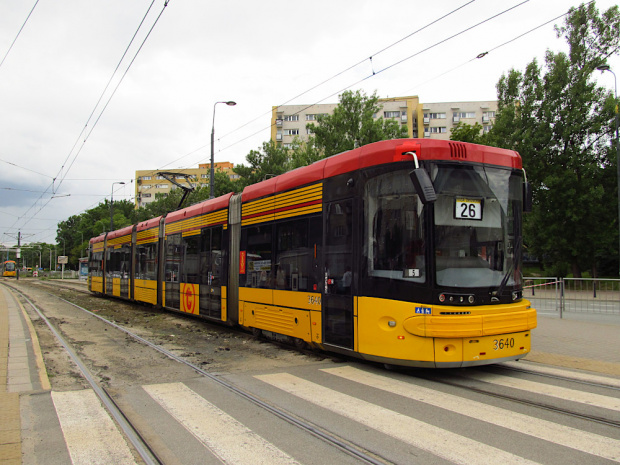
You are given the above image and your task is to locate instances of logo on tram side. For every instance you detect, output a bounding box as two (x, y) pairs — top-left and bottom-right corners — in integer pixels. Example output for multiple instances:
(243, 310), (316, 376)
(181, 283), (199, 315)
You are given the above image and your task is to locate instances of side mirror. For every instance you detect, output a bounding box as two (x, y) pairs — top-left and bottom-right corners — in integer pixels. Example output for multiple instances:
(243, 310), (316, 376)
(523, 182), (533, 212)
(409, 168), (437, 204)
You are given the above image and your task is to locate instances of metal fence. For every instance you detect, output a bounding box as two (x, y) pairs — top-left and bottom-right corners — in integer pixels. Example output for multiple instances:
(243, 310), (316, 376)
(524, 277), (620, 317)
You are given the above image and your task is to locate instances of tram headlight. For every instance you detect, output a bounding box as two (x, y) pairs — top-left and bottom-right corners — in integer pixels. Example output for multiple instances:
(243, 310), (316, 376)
(439, 293), (446, 303)
(468, 295), (475, 304)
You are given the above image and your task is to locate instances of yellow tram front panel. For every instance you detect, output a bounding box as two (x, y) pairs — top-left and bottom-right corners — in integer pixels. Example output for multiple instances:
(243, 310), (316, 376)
(134, 279), (157, 305)
(357, 297), (536, 364)
(357, 297), (435, 362)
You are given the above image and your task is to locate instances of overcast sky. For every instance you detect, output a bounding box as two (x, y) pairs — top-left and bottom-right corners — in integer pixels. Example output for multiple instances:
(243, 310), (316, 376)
(1, 0), (619, 248)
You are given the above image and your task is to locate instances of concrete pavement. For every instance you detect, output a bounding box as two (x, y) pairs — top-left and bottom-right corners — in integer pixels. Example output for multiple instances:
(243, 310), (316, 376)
(0, 280), (619, 464)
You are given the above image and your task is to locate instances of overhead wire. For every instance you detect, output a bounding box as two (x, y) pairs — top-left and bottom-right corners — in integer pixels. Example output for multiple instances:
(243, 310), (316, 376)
(3, 0), (170, 239)
(0, 0), (40, 71)
(396, 1), (593, 103)
(158, 0), (478, 171)
(202, 0), (532, 164)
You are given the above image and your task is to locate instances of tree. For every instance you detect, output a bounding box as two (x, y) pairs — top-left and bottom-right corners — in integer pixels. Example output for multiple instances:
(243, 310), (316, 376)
(234, 140), (291, 188)
(309, 89), (408, 157)
(488, 2), (620, 277)
(450, 121), (490, 144)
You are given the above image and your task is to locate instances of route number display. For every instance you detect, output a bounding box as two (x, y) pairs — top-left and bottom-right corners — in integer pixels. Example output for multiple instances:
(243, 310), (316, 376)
(455, 198), (482, 220)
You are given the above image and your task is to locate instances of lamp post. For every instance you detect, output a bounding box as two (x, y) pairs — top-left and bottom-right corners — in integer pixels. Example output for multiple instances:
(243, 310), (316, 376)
(210, 100), (236, 199)
(597, 65), (620, 275)
(110, 181), (125, 230)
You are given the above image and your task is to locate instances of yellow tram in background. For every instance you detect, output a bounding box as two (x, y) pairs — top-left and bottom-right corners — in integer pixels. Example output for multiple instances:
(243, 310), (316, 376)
(89, 139), (536, 367)
(2, 260), (17, 277)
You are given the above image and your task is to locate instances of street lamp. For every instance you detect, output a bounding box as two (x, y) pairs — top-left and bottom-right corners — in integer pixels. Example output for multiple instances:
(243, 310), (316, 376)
(110, 181), (125, 230)
(597, 65), (620, 275)
(210, 100), (236, 199)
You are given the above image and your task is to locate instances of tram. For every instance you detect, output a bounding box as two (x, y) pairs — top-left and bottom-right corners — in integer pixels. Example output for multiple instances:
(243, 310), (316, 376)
(89, 139), (537, 367)
(2, 260), (17, 277)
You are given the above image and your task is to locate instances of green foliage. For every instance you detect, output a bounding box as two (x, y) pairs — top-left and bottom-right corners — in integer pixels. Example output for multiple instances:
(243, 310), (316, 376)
(234, 140), (291, 188)
(309, 90), (408, 157)
(488, 2), (620, 277)
(449, 121), (490, 144)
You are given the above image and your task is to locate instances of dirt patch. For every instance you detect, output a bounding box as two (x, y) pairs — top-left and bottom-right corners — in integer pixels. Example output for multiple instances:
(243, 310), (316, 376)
(15, 280), (327, 391)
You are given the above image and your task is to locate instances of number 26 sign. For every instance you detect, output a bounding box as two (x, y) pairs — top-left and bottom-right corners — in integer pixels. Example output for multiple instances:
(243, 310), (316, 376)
(455, 198), (483, 221)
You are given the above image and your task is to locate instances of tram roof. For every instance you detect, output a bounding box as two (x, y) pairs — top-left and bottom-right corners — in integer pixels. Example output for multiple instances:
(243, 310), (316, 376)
(165, 192), (233, 224)
(241, 139), (521, 202)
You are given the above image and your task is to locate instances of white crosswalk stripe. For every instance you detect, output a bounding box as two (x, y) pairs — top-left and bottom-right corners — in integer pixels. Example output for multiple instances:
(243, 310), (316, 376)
(143, 382), (301, 465)
(51, 390), (138, 465)
(255, 372), (540, 465)
(467, 370), (620, 411)
(322, 366), (620, 462)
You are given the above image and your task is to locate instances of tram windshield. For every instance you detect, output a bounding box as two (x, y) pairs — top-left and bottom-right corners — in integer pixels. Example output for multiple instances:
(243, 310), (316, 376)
(4, 261), (16, 271)
(432, 164), (523, 289)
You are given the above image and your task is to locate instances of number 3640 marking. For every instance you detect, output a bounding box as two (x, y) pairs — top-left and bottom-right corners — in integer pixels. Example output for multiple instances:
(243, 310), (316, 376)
(493, 338), (515, 350)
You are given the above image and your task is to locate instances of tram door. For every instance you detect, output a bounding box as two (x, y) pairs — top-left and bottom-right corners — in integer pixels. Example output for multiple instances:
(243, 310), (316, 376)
(323, 199), (354, 349)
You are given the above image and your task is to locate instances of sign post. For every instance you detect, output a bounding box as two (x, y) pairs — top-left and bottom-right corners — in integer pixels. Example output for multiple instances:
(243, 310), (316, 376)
(58, 256), (68, 280)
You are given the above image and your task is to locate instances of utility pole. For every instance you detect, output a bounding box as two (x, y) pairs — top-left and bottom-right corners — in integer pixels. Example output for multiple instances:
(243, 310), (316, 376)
(16, 231), (20, 280)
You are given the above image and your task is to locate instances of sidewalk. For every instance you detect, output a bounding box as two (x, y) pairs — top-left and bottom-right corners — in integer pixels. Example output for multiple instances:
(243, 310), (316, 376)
(527, 313), (620, 376)
(0, 284), (50, 465)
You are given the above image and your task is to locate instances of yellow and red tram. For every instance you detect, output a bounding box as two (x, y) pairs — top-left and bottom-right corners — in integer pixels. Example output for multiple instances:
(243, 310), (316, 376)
(89, 139), (537, 367)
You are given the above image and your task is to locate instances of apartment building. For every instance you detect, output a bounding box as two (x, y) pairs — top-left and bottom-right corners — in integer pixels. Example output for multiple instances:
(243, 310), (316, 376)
(135, 162), (238, 208)
(271, 96), (497, 145)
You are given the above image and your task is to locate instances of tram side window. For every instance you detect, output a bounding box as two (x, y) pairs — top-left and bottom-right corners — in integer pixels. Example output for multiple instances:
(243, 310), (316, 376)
(275, 217), (320, 291)
(165, 233), (182, 282)
(181, 234), (200, 284)
(241, 226), (272, 288)
(119, 244), (131, 279)
(200, 227), (223, 286)
(136, 243), (158, 280)
(89, 251), (103, 277)
(364, 170), (426, 283)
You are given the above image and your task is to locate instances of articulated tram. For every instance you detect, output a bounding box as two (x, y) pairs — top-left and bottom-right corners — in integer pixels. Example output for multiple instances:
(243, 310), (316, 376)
(2, 260), (17, 277)
(89, 139), (537, 367)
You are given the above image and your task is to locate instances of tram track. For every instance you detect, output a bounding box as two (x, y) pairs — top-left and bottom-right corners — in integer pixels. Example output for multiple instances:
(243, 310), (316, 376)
(7, 282), (392, 465)
(415, 370), (620, 430)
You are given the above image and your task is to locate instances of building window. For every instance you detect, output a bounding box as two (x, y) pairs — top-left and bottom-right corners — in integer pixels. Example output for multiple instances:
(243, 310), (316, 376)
(156, 184), (169, 189)
(424, 127), (447, 134)
(143, 193), (151, 198)
(284, 115), (299, 121)
(423, 112), (446, 120)
(384, 111), (400, 118)
(453, 112), (476, 119)
(483, 111), (496, 118)
(483, 125), (493, 133)
(156, 175), (165, 180)
(284, 129), (299, 136)
(142, 176), (152, 181)
(306, 114), (317, 121)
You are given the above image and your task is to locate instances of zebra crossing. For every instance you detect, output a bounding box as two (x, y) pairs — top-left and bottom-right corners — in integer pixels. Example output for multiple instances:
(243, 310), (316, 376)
(50, 363), (620, 464)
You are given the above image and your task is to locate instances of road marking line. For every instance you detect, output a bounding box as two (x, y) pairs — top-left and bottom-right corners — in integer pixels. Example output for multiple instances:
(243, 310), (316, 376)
(256, 373), (539, 465)
(468, 370), (620, 411)
(322, 366), (620, 462)
(143, 382), (300, 465)
(51, 389), (137, 465)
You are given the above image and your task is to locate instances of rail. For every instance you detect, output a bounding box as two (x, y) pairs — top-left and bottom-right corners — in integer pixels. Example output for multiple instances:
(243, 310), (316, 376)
(524, 277), (620, 318)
